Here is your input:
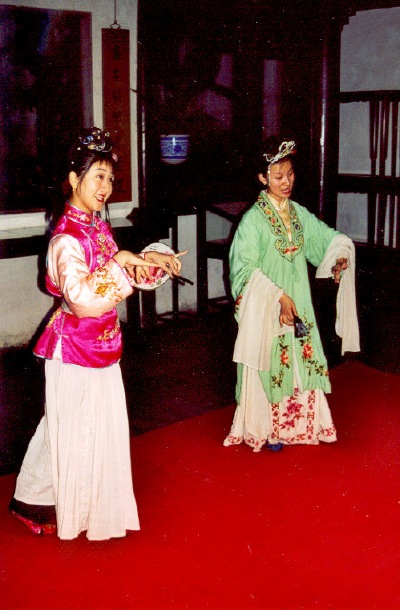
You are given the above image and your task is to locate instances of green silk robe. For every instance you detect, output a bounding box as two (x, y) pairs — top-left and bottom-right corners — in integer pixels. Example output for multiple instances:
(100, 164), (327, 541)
(230, 191), (340, 404)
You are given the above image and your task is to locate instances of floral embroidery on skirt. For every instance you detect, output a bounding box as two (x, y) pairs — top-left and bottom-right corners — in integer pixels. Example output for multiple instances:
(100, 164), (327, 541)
(223, 366), (336, 452)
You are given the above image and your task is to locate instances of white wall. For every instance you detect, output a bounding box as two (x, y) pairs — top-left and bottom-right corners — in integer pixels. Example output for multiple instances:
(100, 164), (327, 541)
(0, 0), (138, 347)
(337, 7), (400, 242)
(152, 216), (198, 315)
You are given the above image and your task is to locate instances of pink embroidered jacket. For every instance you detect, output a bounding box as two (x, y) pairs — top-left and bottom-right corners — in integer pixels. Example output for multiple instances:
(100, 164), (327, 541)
(34, 204), (134, 368)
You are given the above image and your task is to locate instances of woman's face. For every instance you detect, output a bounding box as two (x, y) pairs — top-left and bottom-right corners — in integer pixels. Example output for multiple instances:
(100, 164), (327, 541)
(69, 161), (114, 215)
(259, 158), (295, 203)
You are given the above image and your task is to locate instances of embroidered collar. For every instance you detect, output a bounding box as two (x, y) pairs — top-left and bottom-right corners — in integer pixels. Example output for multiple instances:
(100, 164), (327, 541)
(256, 191), (304, 261)
(65, 203), (96, 227)
(258, 190), (287, 216)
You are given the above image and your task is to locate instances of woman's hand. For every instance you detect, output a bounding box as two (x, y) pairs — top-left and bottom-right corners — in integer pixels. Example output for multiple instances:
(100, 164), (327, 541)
(331, 257), (348, 284)
(113, 249), (188, 285)
(113, 250), (159, 283)
(279, 293), (298, 326)
(143, 250), (188, 278)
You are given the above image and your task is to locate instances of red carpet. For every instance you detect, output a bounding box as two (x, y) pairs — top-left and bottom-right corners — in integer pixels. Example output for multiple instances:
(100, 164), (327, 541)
(1, 362), (400, 609)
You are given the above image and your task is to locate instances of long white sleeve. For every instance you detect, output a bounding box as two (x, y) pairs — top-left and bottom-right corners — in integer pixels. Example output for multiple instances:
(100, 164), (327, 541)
(316, 234), (360, 354)
(233, 269), (293, 371)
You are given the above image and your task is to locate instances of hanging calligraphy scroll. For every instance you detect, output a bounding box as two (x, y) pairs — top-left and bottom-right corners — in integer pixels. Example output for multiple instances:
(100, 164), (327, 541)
(102, 28), (132, 202)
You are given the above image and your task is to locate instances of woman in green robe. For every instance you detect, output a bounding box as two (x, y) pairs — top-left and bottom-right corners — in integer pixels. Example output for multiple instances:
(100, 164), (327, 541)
(224, 140), (359, 451)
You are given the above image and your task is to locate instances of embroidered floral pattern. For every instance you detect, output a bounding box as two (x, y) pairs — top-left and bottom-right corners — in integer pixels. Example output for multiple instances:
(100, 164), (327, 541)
(92, 268), (123, 302)
(270, 402), (281, 441)
(65, 205), (93, 225)
(306, 390), (316, 440)
(319, 426), (337, 439)
(257, 192), (304, 261)
(225, 389), (337, 448)
(270, 389), (322, 444)
(271, 335), (290, 388)
(95, 232), (117, 267)
(234, 294), (243, 315)
(297, 316), (329, 378)
(234, 277), (251, 315)
(280, 394), (305, 430)
(97, 321), (120, 342)
(242, 435), (267, 452)
(65, 204), (118, 269)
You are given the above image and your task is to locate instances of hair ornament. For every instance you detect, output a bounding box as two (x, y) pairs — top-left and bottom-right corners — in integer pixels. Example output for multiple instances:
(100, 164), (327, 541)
(263, 140), (296, 166)
(79, 127), (113, 152)
(69, 127), (114, 167)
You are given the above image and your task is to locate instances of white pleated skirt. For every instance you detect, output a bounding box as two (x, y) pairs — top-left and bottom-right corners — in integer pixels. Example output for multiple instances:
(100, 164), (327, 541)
(15, 359), (140, 540)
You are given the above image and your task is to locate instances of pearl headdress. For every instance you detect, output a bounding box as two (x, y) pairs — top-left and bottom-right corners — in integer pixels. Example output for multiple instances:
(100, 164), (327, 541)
(263, 140), (296, 167)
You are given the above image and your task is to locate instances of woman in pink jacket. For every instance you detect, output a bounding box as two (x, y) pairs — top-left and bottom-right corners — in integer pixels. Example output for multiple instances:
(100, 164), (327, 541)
(10, 128), (184, 540)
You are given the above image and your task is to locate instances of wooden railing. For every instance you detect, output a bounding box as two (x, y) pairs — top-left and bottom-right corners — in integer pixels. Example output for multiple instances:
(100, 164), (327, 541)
(338, 90), (400, 248)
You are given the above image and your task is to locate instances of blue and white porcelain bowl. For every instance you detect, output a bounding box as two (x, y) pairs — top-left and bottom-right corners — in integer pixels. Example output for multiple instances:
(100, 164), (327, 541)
(160, 134), (190, 164)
